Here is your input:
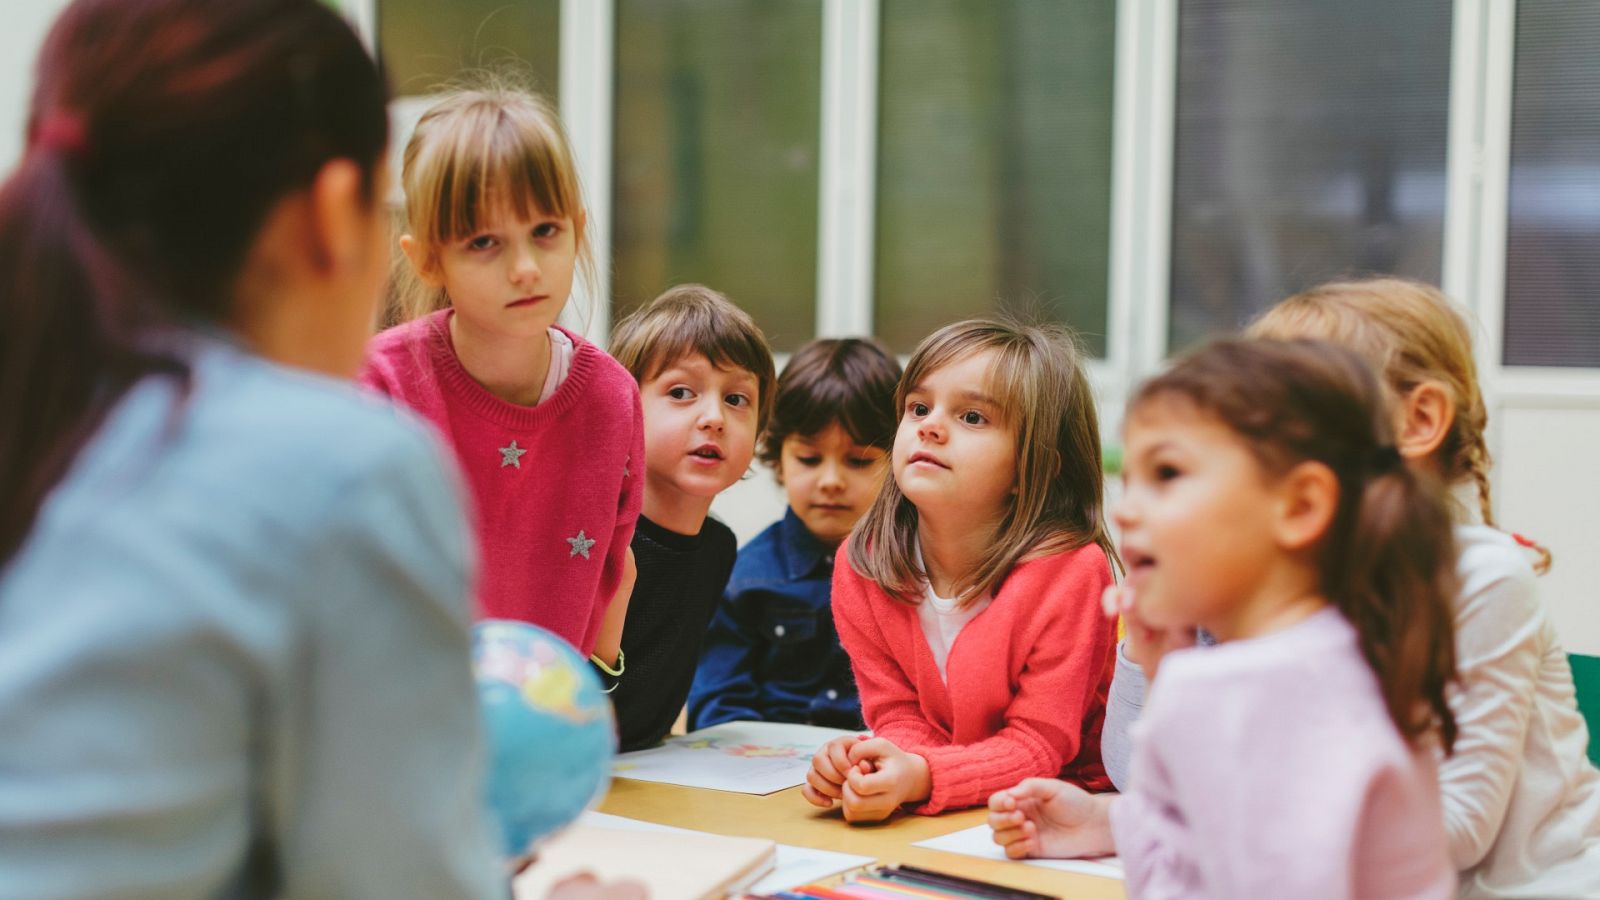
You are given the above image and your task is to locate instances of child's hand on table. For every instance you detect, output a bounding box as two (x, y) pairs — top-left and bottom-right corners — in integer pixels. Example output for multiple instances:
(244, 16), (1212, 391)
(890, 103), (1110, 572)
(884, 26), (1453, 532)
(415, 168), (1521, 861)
(839, 737), (930, 824)
(802, 734), (870, 809)
(987, 778), (1116, 860)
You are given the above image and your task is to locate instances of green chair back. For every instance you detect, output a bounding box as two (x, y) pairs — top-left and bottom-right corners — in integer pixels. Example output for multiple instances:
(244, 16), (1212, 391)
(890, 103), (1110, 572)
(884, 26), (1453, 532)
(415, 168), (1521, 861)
(1571, 654), (1600, 768)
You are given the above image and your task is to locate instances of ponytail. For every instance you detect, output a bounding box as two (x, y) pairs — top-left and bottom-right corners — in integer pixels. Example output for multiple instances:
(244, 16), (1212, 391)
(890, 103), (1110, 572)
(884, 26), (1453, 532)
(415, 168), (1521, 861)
(1334, 458), (1459, 752)
(1132, 338), (1461, 752)
(0, 147), (167, 563)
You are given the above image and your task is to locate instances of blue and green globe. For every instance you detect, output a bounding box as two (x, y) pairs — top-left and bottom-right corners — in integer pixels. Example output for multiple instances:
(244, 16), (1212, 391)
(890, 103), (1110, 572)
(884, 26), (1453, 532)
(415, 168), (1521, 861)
(472, 620), (615, 858)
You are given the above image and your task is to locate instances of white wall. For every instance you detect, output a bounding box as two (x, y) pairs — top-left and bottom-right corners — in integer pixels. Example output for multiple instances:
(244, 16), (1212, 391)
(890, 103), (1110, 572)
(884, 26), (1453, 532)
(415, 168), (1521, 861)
(0, 0), (72, 172)
(1496, 404), (1600, 654)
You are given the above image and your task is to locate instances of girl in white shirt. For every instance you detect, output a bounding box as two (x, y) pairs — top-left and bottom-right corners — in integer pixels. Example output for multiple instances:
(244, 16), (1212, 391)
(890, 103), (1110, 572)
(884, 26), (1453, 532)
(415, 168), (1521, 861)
(1249, 278), (1600, 899)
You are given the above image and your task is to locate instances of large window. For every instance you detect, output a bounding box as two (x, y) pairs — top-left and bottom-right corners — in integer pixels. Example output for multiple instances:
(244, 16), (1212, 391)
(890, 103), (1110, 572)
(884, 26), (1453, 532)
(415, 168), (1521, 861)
(377, 0), (559, 98)
(611, 0), (823, 351)
(1503, 1), (1600, 368)
(1167, 0), (1453, 350)
(874, 0), (1115, 356)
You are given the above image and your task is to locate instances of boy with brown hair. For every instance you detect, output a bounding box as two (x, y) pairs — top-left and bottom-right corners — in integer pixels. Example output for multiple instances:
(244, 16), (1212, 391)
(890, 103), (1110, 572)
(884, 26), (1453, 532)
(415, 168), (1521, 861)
(604, 284), (776, 751)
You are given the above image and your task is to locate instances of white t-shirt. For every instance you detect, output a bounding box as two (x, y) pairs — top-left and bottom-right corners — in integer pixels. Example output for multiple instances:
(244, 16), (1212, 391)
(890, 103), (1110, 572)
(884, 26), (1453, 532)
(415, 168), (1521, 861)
(537, 327), (574, 405)
(915, 544), (992, 683)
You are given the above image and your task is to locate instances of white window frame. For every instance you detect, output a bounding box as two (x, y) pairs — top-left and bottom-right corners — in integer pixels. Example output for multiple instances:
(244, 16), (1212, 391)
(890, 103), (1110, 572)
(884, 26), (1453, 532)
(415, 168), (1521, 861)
(1103, 0), (1179, 427)
(815, 0), (879, 340)
(358, 0), (1138, 379)
(1444, 0), (1600, 495)
(558, 0), (616, 345)
(353, 0), (1600, 403)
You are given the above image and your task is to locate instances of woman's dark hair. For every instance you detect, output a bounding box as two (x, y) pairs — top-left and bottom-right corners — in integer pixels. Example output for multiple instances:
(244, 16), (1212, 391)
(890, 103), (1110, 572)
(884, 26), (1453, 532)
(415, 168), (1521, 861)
(0, 0), (389, 565)
(1131, 338), (1460, 751)
(758, 338), (902, 467)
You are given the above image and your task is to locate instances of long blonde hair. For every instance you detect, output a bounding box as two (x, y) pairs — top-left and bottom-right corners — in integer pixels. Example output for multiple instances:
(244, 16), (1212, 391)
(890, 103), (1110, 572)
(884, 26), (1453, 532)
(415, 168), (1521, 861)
(847, 317), (1119, 606)
(391, 82), (594, 323)
(1247, 277), (1551, 573)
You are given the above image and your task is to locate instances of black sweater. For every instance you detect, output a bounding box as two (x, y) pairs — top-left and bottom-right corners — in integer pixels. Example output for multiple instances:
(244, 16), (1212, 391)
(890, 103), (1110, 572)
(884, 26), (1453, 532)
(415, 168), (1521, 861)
(609, 514), (737, 752)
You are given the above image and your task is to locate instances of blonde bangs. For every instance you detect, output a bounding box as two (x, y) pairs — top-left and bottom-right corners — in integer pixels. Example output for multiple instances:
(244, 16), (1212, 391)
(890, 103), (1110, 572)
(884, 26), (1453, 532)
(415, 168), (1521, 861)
(391, 85), (592, 323)
(898, 327), (1018, 427)
(406, 93), (583, 247)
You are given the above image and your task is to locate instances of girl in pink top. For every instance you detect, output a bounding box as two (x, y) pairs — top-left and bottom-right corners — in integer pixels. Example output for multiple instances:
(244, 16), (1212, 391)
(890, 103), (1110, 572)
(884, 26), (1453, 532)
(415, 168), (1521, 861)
(361, 88), (643, 664)
(990, 338), (1458, 899)
(803, 318), (1120, 822)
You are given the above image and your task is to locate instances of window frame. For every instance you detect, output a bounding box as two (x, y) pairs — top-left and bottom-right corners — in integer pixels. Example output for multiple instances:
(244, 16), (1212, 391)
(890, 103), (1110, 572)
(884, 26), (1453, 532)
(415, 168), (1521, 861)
(351, 0), (1600, 395)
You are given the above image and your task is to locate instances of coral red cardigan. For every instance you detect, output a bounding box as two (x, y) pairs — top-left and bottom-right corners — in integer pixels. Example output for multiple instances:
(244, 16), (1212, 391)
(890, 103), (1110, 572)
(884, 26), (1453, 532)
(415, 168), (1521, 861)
(832, 543), (1117, 813)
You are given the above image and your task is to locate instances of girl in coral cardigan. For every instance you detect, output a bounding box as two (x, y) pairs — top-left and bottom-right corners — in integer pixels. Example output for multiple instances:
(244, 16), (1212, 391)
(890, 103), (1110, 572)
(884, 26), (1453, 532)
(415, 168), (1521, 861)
(801, 318), (1120, 822)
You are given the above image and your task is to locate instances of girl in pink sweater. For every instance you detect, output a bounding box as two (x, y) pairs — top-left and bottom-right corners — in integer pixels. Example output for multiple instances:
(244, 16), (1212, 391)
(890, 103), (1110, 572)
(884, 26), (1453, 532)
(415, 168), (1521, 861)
(361, 88), (643, 665)
(990, 338), (1460, 899)
(802, 318), (1120, 823)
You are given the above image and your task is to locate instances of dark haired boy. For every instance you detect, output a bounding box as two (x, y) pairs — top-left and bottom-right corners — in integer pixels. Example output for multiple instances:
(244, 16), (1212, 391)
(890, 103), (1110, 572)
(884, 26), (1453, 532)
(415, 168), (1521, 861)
(688, 338), (902, 731)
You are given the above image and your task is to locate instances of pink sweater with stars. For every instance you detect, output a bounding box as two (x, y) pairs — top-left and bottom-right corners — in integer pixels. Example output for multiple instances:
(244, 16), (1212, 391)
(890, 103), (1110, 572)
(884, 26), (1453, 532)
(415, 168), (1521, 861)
(833, 543), (1117, 813)
(360, 310), (643, 654)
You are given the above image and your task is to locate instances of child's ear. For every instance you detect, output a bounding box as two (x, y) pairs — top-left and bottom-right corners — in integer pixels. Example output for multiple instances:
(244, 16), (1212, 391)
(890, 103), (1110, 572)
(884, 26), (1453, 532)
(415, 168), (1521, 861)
(1273, 460), (1338, 552)
(1396, 382), (1454, 463)
(398, 234), (445, 288)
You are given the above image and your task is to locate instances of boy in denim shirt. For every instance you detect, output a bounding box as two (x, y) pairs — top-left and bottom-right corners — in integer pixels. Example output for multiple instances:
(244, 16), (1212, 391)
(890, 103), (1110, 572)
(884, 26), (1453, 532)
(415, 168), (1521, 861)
(688, 339), (901, 730)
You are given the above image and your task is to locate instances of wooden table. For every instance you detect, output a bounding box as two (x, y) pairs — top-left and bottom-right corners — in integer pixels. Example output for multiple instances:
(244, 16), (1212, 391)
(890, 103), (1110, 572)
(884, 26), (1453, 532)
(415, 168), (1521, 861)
(598, 777), (1125, 900)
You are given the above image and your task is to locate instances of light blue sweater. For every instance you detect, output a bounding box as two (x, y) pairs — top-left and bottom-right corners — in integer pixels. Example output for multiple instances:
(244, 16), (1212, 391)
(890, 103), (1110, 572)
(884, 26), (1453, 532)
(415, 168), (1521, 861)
(0, 336), (502, 898)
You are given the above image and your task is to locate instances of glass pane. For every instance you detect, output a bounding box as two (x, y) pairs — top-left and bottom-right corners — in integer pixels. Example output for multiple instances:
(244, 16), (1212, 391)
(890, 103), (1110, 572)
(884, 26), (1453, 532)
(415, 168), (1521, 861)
(378, 0), (560, 99)
(1168, 0), (1452, 350)
(875, 0), (1116, 356)
(612, 0), (823, 351)
(1503, 2), (1600, 368)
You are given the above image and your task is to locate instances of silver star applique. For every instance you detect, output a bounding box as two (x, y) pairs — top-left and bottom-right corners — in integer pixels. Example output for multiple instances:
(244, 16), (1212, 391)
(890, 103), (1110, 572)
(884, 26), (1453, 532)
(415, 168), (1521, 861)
(567, 530), (597, 559)
(498, 440), (527, 468)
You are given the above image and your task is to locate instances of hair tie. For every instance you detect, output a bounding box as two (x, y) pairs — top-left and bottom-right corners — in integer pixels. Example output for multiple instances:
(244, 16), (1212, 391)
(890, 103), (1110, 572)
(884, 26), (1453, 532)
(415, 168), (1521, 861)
(34, 112), (87, 159)
(1512, 532), (1539, 549)
(1370, 445), (1402, 472)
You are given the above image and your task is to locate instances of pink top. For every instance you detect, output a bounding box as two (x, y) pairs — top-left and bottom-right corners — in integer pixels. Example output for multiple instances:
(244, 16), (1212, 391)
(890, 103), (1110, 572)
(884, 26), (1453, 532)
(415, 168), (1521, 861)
(832, 543), (1117, 813)
(359, 310), (644, 654)
(1110, 607), (1456, 900)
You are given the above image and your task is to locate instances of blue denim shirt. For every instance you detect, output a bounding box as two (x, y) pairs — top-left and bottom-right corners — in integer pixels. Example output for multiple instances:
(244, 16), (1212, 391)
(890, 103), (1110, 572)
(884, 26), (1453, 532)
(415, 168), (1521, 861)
(687, 509), (864, 730)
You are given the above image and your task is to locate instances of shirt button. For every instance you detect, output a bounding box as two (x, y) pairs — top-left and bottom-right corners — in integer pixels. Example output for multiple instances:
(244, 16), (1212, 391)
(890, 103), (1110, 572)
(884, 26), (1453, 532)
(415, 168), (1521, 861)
(826, 689), (839, 700)
(774, 624), (786, 637)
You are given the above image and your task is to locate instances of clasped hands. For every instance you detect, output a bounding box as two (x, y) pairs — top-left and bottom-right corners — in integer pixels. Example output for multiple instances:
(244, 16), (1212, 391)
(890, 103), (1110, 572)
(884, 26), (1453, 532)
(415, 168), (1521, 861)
(801, 735), (930, 823)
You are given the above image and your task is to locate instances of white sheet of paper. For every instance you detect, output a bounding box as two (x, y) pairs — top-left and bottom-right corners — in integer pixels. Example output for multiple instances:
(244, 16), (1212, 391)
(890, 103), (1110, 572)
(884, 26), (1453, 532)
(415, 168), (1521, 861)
(579, 811), (874, 893)
(612, 721), (858, 795)
(915, 824), (1125, 881)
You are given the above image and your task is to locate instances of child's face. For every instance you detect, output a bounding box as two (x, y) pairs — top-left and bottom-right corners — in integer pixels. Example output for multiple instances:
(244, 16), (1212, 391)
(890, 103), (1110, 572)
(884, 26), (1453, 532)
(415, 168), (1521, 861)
(778, 422), (888, 547)
(891, 348), (1017, 526)
(640, 353), (761, 504)
(420, 200), (578, 340)
(1113, 400), (1285, 635)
